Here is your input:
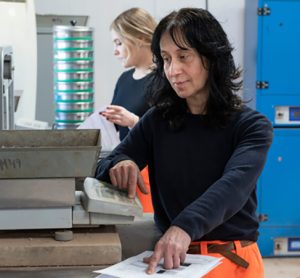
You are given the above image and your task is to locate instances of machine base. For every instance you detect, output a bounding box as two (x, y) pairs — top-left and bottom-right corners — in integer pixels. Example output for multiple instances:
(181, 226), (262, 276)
(0, 225), (121, 267)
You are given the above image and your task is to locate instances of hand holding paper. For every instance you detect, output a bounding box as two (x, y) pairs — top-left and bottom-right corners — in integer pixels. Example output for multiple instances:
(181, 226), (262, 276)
(78, 106), (121, 153)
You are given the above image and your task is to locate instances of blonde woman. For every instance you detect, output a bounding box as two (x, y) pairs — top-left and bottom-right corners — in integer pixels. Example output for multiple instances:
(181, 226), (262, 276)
(100, 7), (156, 140)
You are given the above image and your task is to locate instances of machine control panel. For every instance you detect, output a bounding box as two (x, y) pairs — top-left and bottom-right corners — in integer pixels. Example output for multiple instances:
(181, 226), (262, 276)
(275, 106), (300, 125)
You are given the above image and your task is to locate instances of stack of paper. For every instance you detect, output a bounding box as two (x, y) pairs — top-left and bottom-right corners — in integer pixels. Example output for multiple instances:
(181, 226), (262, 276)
(94, 250), (222, 278)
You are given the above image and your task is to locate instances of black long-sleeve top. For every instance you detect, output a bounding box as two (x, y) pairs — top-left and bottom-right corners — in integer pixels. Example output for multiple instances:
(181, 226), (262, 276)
(111, 69), (151, 140)
(95, 105), (273, 242)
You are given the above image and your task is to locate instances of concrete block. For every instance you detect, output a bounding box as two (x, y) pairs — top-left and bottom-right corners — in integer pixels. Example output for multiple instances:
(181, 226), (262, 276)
(0, 226), (121, 267)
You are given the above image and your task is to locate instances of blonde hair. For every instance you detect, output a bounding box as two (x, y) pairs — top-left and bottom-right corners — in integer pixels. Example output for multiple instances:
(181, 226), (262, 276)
(110, 7), (156, 46)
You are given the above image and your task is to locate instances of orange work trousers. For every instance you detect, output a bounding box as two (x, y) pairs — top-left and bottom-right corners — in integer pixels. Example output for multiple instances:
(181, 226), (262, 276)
(190, 240), (264, 278)
(136, 166), (153, 213)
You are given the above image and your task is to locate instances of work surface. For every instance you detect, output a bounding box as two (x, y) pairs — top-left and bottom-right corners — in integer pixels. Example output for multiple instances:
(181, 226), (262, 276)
(0, 214), (299, 278)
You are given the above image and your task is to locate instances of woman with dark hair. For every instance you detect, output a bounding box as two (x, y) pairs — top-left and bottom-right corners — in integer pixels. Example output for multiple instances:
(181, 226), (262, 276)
(95, 8), (272, 277)
(149, 8), (242, 129)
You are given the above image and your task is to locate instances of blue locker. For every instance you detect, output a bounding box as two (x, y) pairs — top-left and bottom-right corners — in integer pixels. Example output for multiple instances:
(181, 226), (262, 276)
(244, 0), (300, 256)
(257, 129), (300, 256)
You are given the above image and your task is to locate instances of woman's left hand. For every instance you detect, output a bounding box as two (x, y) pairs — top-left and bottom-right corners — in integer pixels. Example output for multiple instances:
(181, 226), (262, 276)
(100, 105), (139, 128)
(143, 226), (191, 274)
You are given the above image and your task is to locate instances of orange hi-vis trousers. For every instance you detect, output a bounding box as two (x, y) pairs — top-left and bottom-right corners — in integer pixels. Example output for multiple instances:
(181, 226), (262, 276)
(136, 166), (153, 213)
(188, 240), (264, 278)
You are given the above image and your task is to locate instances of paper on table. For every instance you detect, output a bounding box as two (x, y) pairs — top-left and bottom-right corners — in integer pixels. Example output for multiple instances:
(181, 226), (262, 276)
(94, 250), (222, 278)
(78, 107), (121, 153)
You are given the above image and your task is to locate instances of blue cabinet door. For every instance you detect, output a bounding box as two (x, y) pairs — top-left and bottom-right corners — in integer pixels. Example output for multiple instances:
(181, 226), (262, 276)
(257, 0), (300, 96)
(257, 128), (300, 226)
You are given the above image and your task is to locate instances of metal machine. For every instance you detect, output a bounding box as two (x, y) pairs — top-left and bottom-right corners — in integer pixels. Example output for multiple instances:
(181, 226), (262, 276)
(244, 0), (300, 256)
(0, 46), (14, 130)
(0, 129), (143, 267)
(53, 25), (94, 129)
(0, 1), (141, 268)
(0, 129), (141, 232)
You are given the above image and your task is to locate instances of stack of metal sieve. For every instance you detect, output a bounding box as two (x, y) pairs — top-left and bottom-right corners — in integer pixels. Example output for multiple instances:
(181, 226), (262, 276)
(53, 26), (94, 129)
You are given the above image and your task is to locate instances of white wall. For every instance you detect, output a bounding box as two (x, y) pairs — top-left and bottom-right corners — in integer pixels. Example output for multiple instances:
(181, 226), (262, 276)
(34, 0), (245, 109)
(209, 0), (245, 70)
(0, 0), (37, 122)
(154, 0), (205, 20)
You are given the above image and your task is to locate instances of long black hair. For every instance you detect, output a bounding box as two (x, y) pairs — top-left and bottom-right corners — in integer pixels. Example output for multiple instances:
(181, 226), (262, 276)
(148, 8), (242, 129)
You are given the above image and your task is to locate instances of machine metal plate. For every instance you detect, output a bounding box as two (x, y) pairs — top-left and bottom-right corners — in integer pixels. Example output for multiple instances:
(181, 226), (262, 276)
(0, 129), (101, 178)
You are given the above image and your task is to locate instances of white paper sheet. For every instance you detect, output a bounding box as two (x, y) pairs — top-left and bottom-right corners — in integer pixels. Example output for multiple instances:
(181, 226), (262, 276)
(94, 250), (222, 278)
(78, 107), (121, 153)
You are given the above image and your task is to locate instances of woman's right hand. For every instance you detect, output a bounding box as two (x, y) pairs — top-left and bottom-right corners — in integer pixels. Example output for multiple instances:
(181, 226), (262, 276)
(100, 105), (139, 128)
(109, 160), (148, 198)
(143, 226), (191, 274)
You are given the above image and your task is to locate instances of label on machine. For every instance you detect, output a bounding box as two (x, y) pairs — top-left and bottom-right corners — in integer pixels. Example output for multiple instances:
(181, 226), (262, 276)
(274, 237), (300, 256)
(288, 238), (300, 252)
(275, 106), (300, 125)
